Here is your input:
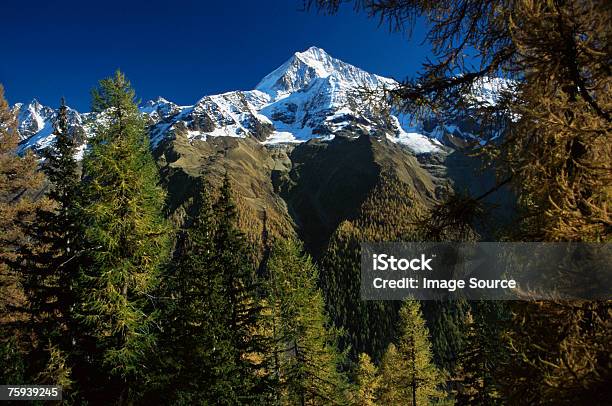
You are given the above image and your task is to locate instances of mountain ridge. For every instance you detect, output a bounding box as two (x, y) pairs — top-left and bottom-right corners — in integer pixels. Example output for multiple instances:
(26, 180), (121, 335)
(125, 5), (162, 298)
(9, 46), (515, 260)
(15, 46), (444, 155)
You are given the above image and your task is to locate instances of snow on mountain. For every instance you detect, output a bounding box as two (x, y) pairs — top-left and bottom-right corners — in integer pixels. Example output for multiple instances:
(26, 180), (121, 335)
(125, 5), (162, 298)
(256, 46), (393, 99)
(140, 97), (183, 121)
(16, 99), (55, 141)
(468, 77), (514, 107)
(16, 46), (444, 155)
(16, 100), (85, 153)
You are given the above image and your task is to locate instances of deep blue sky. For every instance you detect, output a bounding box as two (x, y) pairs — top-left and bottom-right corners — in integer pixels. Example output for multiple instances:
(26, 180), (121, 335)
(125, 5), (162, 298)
(1, 0), (432, 111)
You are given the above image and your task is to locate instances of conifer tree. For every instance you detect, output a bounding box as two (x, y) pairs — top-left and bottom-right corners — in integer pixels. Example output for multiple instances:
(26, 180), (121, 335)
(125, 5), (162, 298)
(452, 309), (503, 405)
(212, 173), (270, 403)
(154, 180), (246, 404)
(266, 238), (348, 405)
(0, 84), (47, 383)
(377, 344), (405, 405)
(352, 353), (380, 406)
(13, 97), (82, 388)
(76, 71), (170, 403)
(0, 84), (46, 313)
(378, 300), (446, 406)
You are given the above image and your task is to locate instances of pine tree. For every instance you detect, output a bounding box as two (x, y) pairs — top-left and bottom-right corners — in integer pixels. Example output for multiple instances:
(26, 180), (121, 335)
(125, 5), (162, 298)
(452, 306), (504, 405)
(153, 179), (246, 404)
(266, 238), (348, 405)
(15, 98), (80, 387)
(76, 71), (170, 403)
(378, 300), (446, 406)
(42, 98), (80, 335)
(212, 173), (270, 403)
(352, 353), (380, 406)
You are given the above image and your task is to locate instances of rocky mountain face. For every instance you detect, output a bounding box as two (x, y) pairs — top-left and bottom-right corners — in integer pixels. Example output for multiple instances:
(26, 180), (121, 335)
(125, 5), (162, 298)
(16, 46), (445, 155)
(15, 47), (513, 254)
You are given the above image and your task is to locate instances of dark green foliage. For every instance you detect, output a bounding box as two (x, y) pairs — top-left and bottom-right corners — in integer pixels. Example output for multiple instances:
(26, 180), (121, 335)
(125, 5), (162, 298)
(211, 174), (271, 403)
(320, 173), (424, 362)
(75, 71), (171, 402)
(12, 98), (80, 388)
(151, 181), (221, 403)
(0, 336), (26, 385)
(266, 238), (348, 405)
(154, 175), (270, 404)
(422, 299), (470, 373)
(452, 302), (509, 405)
(154, 177), (271, 404)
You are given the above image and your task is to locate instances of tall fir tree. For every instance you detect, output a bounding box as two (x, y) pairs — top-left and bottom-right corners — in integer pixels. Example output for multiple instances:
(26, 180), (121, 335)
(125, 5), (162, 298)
(378, 300), (446, 406)
(452, 303), (507, 405)
(153, 179), (249, 404)
(266, 238), (348, 405)
(212, 173), (271, 403)
(16, 98), (80, 388)
(75, 71), (170, 404)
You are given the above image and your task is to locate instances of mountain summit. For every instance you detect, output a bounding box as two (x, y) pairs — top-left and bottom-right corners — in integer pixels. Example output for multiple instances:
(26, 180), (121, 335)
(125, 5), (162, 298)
(16, 47), (442, 155)
(255, 46), (392, 98)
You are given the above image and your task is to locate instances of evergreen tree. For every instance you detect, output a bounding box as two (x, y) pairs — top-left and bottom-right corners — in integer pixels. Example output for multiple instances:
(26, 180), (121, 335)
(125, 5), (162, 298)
(76, 71), (170, 403)
(378, 300), (446, 406)
(352, 353), (380, 406)
(154, 179), (247, 404)
(0, 84), (47, 384)
(0, 84), (46, 313)
(212, 173), (270, 403)
(266, 238), (348, 405)
(452, 306), (504, 405)
(17, 98), (80, 387)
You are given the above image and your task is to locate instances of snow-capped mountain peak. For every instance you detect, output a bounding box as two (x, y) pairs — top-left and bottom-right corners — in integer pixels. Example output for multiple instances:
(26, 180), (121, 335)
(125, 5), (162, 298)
(16, 46), (444, 155)
(255, 46), (393, 100)
(16, 99), (55, 141)
(293, 46), (338, 77)
(141, 96), (182, 121)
